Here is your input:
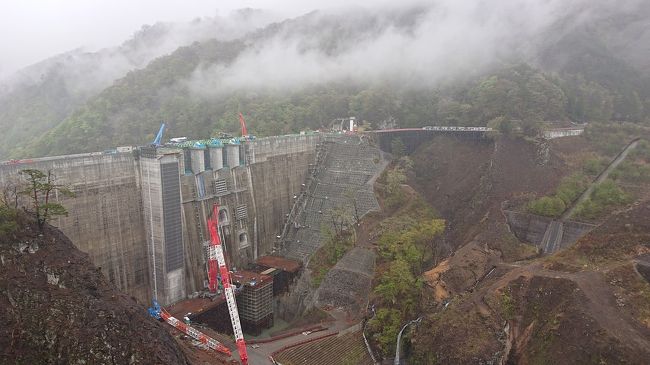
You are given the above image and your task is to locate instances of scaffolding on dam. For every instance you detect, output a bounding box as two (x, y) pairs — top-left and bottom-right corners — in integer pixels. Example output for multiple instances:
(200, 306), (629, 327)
(232, 271), (274, 336)
(166, 255), (301, 335)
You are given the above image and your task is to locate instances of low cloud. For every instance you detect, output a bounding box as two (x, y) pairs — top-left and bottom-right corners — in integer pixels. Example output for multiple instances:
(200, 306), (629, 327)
(1, 9), (281, 96)
(187, 0), (638, 95)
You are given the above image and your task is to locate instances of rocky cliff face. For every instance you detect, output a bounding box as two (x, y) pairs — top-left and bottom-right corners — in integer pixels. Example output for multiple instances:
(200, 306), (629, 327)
(0, 218), (189, 364)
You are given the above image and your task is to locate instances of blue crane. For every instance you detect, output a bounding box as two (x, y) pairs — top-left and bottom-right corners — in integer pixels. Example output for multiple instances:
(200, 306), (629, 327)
(152, 123), (166, 146)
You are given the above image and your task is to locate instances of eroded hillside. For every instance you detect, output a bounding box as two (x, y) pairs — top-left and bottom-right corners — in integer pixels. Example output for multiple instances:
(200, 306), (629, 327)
(410, 201), (650, 364)
(394, 133), (650, 364)
(0, 215), (190, 364)
(410, 135), (567, 301)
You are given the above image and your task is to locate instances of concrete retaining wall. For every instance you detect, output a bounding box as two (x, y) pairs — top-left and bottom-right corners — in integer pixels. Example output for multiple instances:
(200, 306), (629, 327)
(559, 220), (598, 248)
(504, 210), (596, 251)
(315, 248), (375, 314)
(503, 210), (553, 245)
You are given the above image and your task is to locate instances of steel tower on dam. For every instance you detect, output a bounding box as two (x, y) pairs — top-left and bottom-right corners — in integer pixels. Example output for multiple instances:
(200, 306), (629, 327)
(0, 133), (319, 305)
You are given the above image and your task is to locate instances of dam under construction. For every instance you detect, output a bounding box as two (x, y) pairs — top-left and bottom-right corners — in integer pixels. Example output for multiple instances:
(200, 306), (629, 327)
(0, 127), (590, 340)
(0, 131), (391, 336)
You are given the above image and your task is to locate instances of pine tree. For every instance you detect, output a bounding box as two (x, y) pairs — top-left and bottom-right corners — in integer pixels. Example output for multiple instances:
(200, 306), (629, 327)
(19, 169), (74, 231)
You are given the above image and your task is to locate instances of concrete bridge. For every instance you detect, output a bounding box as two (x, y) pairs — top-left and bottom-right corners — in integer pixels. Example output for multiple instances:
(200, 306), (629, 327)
(369, 127), (492, 154)
(370, 126), (585, 154)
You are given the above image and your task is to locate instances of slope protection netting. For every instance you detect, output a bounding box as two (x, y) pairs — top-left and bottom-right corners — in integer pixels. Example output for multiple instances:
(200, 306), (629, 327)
(315, 247), (376, 312)
(281, 136), (381, 262)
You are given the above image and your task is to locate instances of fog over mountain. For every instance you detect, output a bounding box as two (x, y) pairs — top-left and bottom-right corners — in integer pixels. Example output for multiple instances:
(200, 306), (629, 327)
(186, 0), (649, 94)
(1, 0), (650, 159)
(189, 1), (566, 93)
(0, 8), (280, 158)
(1, 9), (280, 96)
(0, 0), (370, 80)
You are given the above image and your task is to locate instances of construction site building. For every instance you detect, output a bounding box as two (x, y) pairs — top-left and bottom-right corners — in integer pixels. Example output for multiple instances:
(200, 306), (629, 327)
(232, 271), (274, 336)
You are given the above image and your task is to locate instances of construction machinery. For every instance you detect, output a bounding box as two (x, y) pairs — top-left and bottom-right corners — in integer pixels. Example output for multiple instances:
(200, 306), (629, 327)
(152, 123), (166, 146)
(238, 113), (255, 141)
(145, 204), (248, 363)
(207, 204), (249, 365)
(238, 113), (248, 138)
(148, 300), (231, 356)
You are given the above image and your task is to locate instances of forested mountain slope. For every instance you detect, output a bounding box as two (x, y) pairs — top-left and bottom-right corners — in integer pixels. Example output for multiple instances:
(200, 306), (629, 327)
(4, 0), (650, 158)
(0, 9), (278, 159)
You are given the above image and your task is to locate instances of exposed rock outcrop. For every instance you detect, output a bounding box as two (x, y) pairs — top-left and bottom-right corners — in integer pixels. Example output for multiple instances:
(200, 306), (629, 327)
(0, 218), (189, 364)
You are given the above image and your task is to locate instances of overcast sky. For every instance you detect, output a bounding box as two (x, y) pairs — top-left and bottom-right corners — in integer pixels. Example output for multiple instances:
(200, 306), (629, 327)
(0, 0), (368, 78)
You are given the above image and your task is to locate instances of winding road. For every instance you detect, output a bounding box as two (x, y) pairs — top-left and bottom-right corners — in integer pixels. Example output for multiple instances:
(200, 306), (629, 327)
(477, 262), (650, 354)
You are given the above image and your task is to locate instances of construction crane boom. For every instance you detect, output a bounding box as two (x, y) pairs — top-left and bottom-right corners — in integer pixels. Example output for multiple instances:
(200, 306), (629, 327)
(238, 113), (248, 138)
(148, 300), (231, 356)
(207, 204), (249, 365)
(153, 122), (166, 146)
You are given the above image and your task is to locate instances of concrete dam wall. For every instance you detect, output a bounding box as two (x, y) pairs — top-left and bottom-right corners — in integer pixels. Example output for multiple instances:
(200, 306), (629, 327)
(504, 210), (596, 253)
(0, 152), (151, 302)
(0, 134), (319, 305)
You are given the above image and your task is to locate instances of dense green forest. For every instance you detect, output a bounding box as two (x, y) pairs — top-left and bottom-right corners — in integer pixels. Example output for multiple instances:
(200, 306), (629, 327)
(0, 9), (277, 159)
(2, 2), (650, 158)
(20, 60), (649, 158)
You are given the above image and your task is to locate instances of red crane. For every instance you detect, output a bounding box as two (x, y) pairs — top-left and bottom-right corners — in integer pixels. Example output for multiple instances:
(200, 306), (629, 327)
(148, 300), (231, 356)
(238, 112), (249, 138)
(207, 204), (249, 365)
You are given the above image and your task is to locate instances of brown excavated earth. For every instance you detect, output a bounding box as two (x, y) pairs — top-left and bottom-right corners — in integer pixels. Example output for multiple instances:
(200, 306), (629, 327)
(411, 136), (570, 301)
(411, 136), (566, 260)
(407, 135), (650, 363)
(0, 217), (192, 365)
(411, 199), (650, 364)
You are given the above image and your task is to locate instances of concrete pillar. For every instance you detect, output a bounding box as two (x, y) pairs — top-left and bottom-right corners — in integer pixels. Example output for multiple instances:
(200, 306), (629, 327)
(190, 149), (205, 174)
(226, 145), (240, 168)
(209, 147), (223, 170)
(140, 152), (186, 305)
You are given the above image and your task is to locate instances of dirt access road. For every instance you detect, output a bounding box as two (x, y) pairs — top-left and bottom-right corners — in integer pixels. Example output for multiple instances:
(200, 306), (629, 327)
(476, 261), (650, 353)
